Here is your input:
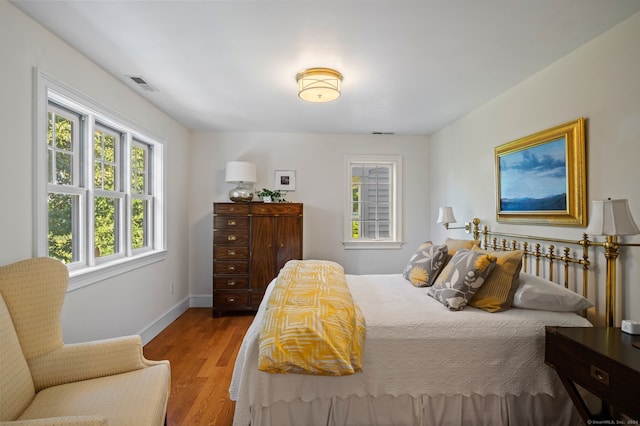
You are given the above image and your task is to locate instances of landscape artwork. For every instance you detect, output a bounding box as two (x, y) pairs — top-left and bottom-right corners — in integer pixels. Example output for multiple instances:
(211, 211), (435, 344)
(499, 137), (567, 212)
(495, 118), (586, 226)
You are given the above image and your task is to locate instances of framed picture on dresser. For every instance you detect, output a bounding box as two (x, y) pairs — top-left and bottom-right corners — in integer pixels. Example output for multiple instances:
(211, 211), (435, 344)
(275, 170), (296, 191)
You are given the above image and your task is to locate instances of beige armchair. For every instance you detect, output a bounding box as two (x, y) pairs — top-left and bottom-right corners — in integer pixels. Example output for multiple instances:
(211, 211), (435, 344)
(0, 258), (170, 425)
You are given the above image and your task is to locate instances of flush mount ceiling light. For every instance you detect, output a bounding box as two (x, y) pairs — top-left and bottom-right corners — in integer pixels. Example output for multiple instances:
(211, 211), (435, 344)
(296, 68), (343, 102)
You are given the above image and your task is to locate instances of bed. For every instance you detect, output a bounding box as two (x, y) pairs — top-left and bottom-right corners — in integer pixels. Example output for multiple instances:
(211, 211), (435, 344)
(230, 226), (597, 426)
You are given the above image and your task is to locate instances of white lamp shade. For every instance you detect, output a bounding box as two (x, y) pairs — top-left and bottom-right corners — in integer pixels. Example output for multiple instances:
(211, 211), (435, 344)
(585, 199), (640, 236)
(225, 161), (256, 183)
(437, 206), (457, 225)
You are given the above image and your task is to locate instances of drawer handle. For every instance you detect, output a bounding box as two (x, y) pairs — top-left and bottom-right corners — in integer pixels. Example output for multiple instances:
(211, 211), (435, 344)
(228, 265), (236, 271)
(227, 249), (236, 255)
(228, 235), (237, 241)
(228, 297), (235, 302)
(228, 280), (236, 286)
(590, 365), (610, 386)
(228, 219), (237, 226)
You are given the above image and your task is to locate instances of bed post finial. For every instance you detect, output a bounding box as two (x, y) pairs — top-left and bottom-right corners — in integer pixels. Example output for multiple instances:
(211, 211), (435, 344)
(472, 218), (480, 241)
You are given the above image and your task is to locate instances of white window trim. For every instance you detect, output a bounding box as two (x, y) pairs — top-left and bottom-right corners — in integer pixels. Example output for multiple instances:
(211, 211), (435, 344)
(33, 68), (167, 291)
(343, 154), (404, 250)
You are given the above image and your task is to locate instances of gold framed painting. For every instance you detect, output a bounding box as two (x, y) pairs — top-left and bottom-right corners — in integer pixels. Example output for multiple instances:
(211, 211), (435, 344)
(495, 118), (586, 226)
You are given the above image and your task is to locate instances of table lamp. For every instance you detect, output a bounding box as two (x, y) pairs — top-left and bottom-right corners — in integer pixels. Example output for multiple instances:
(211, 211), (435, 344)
(586, 198), (639, 326)
(225, 161), (256, 202)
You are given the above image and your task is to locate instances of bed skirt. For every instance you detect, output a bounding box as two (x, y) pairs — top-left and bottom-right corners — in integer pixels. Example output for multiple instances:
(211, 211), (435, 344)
(248, 392), (590, 426)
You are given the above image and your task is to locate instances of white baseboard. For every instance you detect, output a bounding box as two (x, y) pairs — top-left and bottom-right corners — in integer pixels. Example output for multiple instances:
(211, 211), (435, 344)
(138, 296), (215, 345)
(139, 295), (220, 346)
(189, 294), (213, 308)
(139, 298), (189, 346)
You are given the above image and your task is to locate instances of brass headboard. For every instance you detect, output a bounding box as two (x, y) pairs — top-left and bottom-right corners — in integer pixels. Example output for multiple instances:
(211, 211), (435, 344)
(470, 218), (593, 319)
(470, 217), (640, 327)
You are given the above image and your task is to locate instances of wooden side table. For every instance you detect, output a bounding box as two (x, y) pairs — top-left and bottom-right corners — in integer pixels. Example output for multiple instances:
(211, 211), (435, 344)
(545, 326), (640, 422)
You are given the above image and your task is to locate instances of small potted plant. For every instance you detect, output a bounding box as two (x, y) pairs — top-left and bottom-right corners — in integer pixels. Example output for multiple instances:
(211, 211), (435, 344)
(256, 188), (285, 203)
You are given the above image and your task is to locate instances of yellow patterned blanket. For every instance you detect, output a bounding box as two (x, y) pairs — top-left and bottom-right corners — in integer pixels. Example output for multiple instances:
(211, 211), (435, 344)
(258, 260), (366, 376)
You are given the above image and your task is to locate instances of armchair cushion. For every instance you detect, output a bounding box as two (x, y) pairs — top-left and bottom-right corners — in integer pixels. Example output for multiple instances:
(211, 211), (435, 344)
(17, 366), (169, 426)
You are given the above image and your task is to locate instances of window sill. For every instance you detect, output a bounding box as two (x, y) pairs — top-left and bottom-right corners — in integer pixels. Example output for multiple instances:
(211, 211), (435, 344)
(68, 250), (167, 292)
(342, 240), (405, 250)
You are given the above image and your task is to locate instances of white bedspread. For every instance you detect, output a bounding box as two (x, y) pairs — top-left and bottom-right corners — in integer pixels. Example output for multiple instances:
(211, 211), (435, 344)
(230, 274), (591, 425)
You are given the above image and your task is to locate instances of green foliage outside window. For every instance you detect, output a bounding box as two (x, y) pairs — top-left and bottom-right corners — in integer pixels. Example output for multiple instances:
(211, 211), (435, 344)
(131, 199), (146, 250)
(46, 111), (149, 263)
(48, 113), (75, 263)
(48, 193), (74, 264)
(351, 178), (360, 238)
(130, 144), (147, 250)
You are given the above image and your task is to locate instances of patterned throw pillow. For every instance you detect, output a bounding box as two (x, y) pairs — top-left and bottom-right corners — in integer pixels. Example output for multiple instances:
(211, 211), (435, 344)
(468, 247), (524, 312)
(444, 238), (481, 256)
(427, 249), (496, 310)
(403, 242), (448, 287)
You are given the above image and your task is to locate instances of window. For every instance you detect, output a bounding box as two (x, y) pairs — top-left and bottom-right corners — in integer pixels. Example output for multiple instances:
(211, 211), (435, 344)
(35, 70), (166, 290)
(343, 155), (403, 249)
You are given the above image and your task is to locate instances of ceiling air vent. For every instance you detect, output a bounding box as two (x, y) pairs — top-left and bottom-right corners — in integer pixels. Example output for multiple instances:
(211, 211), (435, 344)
(128, 75), (157, 92)
(371, 131), (395, 135)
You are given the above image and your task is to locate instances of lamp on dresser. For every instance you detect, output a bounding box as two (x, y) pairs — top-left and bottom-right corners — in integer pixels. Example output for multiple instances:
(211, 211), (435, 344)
(586, 198), (640, 327)
(225, 161), (256, 202)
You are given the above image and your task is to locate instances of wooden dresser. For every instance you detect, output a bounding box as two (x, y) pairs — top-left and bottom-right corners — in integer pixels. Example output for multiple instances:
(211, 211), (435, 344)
(212, 202), (303, 317)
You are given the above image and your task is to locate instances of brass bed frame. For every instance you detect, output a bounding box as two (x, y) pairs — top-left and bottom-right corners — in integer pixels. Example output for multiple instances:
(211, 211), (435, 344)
(471, 218), (616, 327)
(471, 218), (590, 294)
(469, 218), (629, 327)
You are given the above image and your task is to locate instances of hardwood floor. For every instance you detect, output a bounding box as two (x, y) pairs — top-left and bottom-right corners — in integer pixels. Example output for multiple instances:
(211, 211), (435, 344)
(143, 308), (254, 426)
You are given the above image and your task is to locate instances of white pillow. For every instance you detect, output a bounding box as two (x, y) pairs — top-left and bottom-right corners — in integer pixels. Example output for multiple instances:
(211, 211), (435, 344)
(512, 272), (593, 312)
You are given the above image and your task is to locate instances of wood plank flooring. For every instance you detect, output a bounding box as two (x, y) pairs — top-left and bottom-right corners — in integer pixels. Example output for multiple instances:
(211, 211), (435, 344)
(143, 308), (254, 426)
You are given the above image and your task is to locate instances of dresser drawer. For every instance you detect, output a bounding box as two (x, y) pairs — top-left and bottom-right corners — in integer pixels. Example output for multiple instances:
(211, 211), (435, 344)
(214, 260), (249, 275)
(214, 216), (249, 229)
(546, 334), (610, 391)
(214, 229), (249, 245)
(214, 203), (249, 215)
(214, 291), (249, 309)
(250, 203), (303, 215)
(214, 245), (249, 260)
(213, 276), (249, 290)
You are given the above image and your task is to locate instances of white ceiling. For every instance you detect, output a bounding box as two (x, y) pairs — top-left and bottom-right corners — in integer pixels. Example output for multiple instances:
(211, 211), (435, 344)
(11, 0), (640, 135)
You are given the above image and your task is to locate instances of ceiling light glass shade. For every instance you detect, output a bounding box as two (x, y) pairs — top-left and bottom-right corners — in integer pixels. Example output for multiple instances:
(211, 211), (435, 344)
(225, 161), (257, 202)
(437, 206), (457, 225)
(585, 199), (640, 236)
(296, 68), (343, 102)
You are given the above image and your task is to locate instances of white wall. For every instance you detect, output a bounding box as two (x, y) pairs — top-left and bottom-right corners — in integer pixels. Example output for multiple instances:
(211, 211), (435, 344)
(0, 1), (191, 343)
(430, 12), (640, 326)
(188, 132), (430, 302)
(7, 0), (637, 340)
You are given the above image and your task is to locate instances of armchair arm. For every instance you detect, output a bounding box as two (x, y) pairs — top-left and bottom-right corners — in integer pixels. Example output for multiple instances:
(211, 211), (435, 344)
(28, 335), (168, 391)
(0, 416), (107, 425)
